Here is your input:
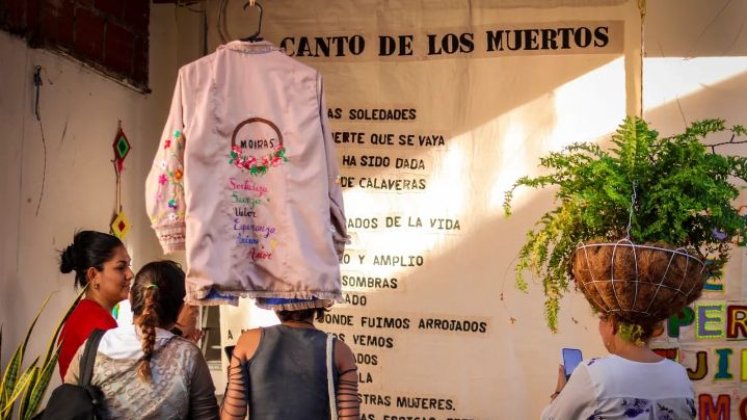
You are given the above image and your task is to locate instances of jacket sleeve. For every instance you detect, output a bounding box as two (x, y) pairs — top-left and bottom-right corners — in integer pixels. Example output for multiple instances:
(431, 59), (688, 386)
(317, 73), (349, 259)
(146, 71), (188, 253)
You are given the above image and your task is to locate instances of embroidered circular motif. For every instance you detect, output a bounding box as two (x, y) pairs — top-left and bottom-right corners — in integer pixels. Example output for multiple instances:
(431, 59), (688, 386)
(229, 117), (287, 176)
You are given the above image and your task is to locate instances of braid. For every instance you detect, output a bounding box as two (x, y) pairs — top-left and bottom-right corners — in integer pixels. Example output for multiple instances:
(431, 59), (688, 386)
(130, 261), (186, 381)
(135, 285), (160, 380)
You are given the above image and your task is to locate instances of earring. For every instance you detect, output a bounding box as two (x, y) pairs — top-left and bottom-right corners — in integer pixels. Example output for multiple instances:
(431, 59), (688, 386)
(94, 283), (100, 290)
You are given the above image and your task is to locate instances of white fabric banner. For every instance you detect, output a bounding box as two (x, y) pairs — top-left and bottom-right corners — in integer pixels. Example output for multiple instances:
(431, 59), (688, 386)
(210, 1), (663, 418)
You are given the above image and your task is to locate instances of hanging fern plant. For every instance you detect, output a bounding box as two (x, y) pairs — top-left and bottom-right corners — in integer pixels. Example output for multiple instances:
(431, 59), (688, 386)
(503, 117), (747, 331)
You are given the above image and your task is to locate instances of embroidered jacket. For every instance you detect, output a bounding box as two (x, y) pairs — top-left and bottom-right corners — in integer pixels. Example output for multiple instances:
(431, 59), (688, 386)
(146, 41), (348, 305)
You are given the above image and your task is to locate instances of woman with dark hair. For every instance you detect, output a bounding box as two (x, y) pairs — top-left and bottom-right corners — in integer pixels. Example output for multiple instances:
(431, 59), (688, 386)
(64, 260), (219, 419)
(58, 230), (132, 378)
(220, 299), (360, 419)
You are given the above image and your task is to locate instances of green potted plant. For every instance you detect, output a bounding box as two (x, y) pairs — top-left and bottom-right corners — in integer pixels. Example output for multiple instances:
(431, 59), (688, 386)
(1, 292), (83, 420)
(503, 117), (747, 332)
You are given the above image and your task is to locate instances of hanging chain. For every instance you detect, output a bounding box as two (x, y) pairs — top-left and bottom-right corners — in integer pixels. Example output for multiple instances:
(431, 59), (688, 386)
(637, 0), (647, 118)
(625, 181), (638, 239)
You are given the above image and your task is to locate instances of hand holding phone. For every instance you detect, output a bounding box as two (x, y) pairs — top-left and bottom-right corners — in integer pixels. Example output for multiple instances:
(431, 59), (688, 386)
(561, 347), (583, 380)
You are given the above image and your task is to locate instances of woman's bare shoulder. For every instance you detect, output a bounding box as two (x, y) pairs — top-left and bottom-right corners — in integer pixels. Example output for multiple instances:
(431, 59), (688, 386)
(233, 328), (263, 361)
(333, 336), (356, 369)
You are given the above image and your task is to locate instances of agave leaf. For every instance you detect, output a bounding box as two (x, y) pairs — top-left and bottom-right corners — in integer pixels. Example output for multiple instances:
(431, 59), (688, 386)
(0, 367), (35, 419)
(0, 342), (24, 410)
(22, 352), (59, 420)
(19, 295), (52, 365)
(0, 290), (82, 419)
(0, 294), (52, 403)
(42, 288), (85, 367)
(17, 366), (39, 419)
(20, 290), (84, 419)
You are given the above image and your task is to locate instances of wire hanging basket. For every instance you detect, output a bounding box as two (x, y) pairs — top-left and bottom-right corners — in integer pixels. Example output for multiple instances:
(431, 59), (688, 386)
(571, 239), (707, 324)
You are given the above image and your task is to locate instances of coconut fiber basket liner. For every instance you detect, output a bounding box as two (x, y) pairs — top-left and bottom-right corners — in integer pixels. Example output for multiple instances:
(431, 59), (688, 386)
(571, 239), (707, 323)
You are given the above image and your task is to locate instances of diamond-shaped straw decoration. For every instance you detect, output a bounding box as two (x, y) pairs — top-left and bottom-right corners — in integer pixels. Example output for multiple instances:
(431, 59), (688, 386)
(113, 129), (131, 172)
(111, 211), (130, 239)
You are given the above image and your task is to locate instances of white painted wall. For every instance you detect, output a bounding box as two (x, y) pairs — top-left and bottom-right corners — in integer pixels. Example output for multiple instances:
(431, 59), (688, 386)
(644, 0), (747, 138)
(0, 4), (204, 386)
(643, 0), (747, 298)
(0, 0), (745, 410)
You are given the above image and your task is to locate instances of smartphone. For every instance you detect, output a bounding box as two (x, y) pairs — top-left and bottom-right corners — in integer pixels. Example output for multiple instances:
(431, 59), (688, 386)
(561, 347), (583, 380)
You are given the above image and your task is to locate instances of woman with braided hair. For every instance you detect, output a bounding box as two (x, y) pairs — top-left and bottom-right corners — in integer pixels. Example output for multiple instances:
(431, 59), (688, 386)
(64, 260), (219, 419)
(219, 298), (360, 419)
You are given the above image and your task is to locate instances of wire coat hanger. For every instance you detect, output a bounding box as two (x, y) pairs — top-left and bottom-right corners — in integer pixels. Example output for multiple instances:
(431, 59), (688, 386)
(241, 1), (263, 42)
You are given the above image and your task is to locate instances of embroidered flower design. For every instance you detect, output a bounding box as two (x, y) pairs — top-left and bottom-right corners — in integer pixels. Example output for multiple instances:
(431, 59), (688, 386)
(586, 411), (604, 420)
(656, 404), (675, 420)
(622, 398), (651, 417)
(158, 174), (168, 185)
(229, 145), (287, 176)
(164, 139), (172, 149)
(174, 130), (182, 138)
(168, 198), (178, 209)
(168, 213), (178, 221)
(160, 160), (168, 169)
(174, 168), (183, 181)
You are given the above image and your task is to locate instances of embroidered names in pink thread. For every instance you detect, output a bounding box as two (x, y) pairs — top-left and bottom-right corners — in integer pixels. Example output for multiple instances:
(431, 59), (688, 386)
(233, 219), (276, 238)
(228, 177), (268, 197)
(233, 220), (276, 246)
(249, 246), (272, 261)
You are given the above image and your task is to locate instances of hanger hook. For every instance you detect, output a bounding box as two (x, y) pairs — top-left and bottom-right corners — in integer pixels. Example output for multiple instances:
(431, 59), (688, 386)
(242, 1), (263, 41)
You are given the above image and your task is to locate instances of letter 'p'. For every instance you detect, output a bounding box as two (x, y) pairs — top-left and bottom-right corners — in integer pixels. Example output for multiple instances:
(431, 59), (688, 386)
(668, 307), (695, 338)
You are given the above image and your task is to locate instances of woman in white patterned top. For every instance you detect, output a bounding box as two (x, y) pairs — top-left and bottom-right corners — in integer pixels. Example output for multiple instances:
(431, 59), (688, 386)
(541, 314), (695, 420)
(65, 261), (219, 419)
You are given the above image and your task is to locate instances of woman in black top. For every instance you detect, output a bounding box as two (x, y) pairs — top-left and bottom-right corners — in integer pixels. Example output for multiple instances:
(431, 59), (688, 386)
(219, 302), (359, 419)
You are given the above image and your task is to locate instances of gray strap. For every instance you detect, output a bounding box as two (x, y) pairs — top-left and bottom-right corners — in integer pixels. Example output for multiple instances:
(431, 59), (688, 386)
(326, 334), (337, 420)
(79, 329), (106, 386)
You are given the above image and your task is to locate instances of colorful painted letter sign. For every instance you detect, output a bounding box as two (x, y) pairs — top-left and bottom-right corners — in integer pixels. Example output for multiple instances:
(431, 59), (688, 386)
(656, 301), (747, 419)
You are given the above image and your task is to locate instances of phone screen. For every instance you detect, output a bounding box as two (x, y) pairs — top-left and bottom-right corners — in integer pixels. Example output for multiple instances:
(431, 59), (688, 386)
(562, 348), (583, 379)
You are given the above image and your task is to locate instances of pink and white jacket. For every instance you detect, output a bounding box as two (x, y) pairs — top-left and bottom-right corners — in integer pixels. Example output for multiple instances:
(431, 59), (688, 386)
(145, 41), (348, 305)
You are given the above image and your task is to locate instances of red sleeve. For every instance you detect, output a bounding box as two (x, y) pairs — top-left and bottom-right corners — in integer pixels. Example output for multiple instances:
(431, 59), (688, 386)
(58, 301), (117, 379)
